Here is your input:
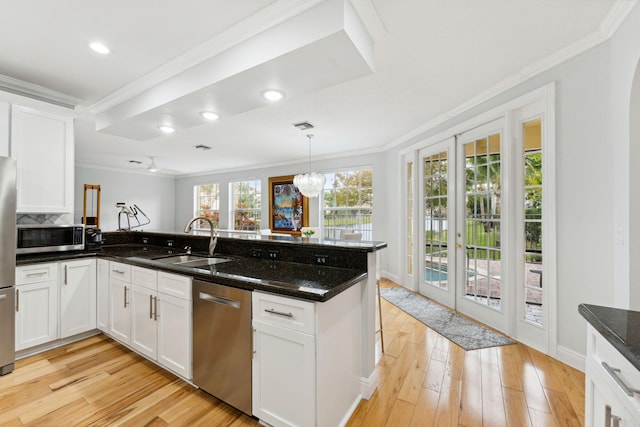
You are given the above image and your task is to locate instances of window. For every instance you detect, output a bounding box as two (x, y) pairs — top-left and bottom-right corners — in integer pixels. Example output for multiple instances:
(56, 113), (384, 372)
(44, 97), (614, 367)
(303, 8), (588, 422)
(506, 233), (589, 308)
(194, 184), (220, 229)
(231, 179), (261, 231)
(323, 168), (373, 240)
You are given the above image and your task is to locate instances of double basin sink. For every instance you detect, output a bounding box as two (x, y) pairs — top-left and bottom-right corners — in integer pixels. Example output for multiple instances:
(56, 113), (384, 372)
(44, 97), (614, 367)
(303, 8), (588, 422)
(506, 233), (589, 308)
(151, 254), (232, 268)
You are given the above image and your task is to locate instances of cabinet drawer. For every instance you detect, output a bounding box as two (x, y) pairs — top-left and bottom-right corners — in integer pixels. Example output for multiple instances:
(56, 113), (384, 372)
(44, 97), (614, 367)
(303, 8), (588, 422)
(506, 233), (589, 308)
(253, 291), (315, 334)
(158, 272), (191, 300)
(109, 262), (131, 282)
(588, 324), (640, 412)
(16, 263), (58, 285)
(131, 266), (158, 290)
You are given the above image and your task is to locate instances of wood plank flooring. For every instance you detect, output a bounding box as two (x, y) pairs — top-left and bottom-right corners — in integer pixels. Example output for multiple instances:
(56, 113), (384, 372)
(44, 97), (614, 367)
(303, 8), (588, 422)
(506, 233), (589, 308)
(0, 279), (584, 426)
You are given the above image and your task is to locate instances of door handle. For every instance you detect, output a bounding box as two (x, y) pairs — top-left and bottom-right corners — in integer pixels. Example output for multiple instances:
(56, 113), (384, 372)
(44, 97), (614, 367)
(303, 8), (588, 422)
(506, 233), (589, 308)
(123, 286), (129, 308)
(264, 308), (294, 318)
(64, 265), (68, 285)
(153, 296), (158, 321)
(15, 289), (19, 312)
(149, 294), (153, 319)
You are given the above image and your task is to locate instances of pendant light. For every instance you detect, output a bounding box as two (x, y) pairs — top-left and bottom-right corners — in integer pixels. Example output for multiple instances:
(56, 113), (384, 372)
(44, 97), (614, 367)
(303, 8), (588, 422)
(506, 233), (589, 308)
(294, 134), (326, 198)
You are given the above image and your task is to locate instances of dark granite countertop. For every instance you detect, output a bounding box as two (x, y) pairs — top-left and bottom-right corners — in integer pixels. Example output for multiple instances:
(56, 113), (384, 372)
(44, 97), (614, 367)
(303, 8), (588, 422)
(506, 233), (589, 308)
(17, 244), (367, 302)
(579, 303), (640, 371)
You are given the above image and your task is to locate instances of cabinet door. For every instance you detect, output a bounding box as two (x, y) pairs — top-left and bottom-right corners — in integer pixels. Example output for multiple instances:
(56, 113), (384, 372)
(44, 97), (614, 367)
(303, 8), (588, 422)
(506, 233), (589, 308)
(589, 374), (631, 426)
(108, 278), (130, 344)
(59, 259), (96, 338)
(130, 285), (157, 359)
(157, 292), (191, 379)
(10, 105), (74, 213)
(15, 281), (58, 351)
(252, 320), (316, 427)
(96, 259), (110, 331)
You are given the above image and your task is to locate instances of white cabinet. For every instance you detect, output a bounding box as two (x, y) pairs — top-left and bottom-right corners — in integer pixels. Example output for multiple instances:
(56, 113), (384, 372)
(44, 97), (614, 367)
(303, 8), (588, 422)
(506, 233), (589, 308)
(59, 259), (96, 338)
(106, 263), (192, 380)
(10, 104), (74, 213)
(252, 287), (361, 427)
(96, 259), (110, 331)
(108, 262), (132, 343)
(156, 272), (192, 379)
(15, 263), (59, 351)
(585, 324), (640, 426)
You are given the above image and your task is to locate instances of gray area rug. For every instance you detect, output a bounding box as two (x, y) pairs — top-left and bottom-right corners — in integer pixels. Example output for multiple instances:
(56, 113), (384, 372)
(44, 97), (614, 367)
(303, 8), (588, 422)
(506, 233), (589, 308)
(380, 287), (515, 351)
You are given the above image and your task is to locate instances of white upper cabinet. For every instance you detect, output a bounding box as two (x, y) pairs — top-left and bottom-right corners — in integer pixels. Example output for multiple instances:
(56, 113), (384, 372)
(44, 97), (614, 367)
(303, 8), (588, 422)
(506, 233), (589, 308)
(10, 104), (74, 213)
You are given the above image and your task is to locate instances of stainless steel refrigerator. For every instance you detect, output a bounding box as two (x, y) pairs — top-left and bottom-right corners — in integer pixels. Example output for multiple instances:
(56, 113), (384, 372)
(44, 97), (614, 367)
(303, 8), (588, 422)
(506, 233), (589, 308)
(0, 156), (16, 375)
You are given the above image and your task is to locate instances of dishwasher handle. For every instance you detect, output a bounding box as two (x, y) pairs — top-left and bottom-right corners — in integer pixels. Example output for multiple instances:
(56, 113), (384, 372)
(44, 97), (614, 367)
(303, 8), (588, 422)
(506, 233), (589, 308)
(198, 291), (241, 309)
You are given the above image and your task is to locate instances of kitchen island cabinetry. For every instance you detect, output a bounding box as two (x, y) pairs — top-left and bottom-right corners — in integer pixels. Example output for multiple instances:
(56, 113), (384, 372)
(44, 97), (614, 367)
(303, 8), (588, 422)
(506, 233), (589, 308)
(15, 263), (59, 351)
(10, 104), (74, 214)
(106, 262), (192, 380)
(59, 259), (96, 338)
(580, 304), (640, 426)
(252, 285), (362, 427)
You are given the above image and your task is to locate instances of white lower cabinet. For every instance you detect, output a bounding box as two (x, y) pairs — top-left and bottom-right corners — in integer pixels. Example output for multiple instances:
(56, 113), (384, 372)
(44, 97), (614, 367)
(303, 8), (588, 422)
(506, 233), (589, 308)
(252, 287), (361, 427)
(253, 319), (316, 427)
(15, 263), (59, 351)
(585, 324), (640, 426)
(59, 259), (96, 338)
(106, 263), (192, 380)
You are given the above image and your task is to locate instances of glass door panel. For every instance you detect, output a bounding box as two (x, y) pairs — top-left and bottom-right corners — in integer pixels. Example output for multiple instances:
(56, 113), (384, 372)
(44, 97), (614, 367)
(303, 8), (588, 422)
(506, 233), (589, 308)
(419, 139), (455, 308)
(456, 119), (508, 333)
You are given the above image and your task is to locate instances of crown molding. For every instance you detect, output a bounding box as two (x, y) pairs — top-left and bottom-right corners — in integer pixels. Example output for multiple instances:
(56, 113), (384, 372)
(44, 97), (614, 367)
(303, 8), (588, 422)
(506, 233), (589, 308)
(88, 0), (326, 114)
(382, 2), (631, 153)
(0, 74), (80, 109)
(600, 0), (638, 38)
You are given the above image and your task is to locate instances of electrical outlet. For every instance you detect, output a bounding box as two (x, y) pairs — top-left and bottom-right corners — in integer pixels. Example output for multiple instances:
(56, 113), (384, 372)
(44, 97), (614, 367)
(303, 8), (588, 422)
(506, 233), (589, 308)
(268, 250), (279, 260)
(251, 249), (263, 258)
(315, 255), (328, 265)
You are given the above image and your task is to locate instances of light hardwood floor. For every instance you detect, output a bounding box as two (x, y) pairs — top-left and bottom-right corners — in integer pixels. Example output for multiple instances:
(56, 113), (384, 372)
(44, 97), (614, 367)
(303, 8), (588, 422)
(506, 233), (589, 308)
(0, 279), (584, 426)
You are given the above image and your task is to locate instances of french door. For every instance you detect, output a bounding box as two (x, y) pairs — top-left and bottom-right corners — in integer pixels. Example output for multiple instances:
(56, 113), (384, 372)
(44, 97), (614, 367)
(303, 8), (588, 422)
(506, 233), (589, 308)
(410, 91), (553, 353)
(455, 119), (510, 333)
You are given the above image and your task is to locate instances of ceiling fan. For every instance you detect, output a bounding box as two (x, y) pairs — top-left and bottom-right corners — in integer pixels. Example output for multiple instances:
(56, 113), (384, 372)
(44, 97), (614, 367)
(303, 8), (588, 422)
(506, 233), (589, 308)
(129, 156), (182, 174)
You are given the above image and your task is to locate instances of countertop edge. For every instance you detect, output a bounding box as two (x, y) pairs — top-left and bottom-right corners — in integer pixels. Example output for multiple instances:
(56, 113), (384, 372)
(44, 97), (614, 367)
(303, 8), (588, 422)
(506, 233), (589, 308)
(578, 303), (640, 371)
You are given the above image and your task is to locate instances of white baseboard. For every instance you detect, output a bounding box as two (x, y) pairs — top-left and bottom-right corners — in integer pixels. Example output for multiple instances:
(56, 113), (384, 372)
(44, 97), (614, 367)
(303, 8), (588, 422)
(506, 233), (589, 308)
(381, 270), (400, 283)
(338, 394), (364, 427)
(360, 369), (379, 400)
(556, 345), (585, 372)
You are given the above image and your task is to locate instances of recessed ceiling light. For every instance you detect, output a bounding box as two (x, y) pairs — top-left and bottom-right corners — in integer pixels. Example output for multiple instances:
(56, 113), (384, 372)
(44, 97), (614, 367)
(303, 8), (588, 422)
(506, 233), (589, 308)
(89, 42), (110, 55)
(158, 125), (175, 134)
(261, 89), (285, 102)
(199, 111), (220, 121)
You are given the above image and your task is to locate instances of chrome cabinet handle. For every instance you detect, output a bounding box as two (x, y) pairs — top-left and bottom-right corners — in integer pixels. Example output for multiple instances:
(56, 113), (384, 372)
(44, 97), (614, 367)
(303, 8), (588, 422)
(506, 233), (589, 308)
(602, 361), (640, 396)
(26, 271), (47, 277)
(605, 404), (611, 427)
(15, 289), (19, 312)
(64, 265), (68, 285)
(153, 296), (158, 321)
(149, 294), (153, 319)
(112, 269), (125, 274)
(264, 308), (293, 318)
(123, 286), (128, 308)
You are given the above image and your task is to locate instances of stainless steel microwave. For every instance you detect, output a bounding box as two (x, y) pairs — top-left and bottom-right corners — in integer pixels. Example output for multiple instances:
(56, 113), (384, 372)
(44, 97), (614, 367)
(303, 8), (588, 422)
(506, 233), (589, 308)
(16, 224), (85, 254)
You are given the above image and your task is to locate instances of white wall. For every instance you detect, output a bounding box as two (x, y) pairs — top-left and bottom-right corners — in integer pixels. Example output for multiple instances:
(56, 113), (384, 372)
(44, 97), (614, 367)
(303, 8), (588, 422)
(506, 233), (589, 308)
(75, 166), (176, 232)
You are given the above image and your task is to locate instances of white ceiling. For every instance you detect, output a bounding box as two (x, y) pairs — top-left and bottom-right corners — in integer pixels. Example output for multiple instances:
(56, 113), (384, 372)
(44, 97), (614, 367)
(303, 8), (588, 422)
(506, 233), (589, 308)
(0, 0), (625, 176)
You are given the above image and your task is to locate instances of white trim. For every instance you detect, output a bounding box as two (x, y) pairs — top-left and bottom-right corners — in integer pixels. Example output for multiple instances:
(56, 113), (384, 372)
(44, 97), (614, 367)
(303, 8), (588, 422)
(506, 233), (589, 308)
(556, 344), (586, 373)
(385, 1), (633, 154)
(0, 74), (80, 108)
(359, 369), (379, 400)
(381, 270), (401, 284)
(88, 0), (326, 114)
(600, 1), (638, 38)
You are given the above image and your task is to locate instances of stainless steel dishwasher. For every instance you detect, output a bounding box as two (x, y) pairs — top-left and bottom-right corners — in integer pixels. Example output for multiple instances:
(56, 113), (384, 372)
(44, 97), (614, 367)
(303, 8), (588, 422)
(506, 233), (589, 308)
(192, 280), (252, 415)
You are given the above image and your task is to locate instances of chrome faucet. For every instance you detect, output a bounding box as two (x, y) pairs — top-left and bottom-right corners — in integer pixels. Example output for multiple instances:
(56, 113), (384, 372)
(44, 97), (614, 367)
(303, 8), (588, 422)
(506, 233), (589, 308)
(184, 217), (217, 256)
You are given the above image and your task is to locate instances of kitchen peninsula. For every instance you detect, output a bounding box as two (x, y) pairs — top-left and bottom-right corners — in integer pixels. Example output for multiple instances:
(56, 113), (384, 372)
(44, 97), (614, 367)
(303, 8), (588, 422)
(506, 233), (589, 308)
(16, 229), (386, 427)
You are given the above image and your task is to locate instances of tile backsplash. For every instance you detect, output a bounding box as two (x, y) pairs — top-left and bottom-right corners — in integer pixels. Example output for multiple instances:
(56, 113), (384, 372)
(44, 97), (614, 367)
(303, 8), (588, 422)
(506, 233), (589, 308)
(17, 213), (74, 225)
